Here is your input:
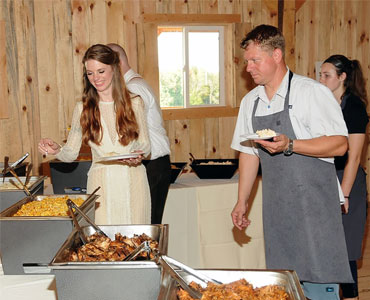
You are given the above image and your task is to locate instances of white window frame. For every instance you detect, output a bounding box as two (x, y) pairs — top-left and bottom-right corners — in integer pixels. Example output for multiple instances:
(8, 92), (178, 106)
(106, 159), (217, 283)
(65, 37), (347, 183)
(158, 25), (225, 108)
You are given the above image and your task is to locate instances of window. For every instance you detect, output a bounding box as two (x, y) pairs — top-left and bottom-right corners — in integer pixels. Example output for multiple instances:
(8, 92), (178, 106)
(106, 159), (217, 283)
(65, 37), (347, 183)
(157, 26), (225, 108)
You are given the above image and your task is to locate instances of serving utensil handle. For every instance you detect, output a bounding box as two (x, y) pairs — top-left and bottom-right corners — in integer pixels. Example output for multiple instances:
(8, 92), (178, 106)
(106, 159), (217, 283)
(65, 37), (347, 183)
(7, 167), (32, 197)
(163, 255), (222, 285)
(156, 256), (202, 299)
(2, 156), (9, 183)
(67, 200), (88, 245)
(10, 152), (29, 169)
(123, 241), (151, 261)
(66, 196), (108, 238)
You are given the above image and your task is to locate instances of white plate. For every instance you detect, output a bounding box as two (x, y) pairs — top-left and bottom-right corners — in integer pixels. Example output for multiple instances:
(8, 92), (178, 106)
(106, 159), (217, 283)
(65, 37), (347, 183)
(241, 133), (280, 141)
(97, 153), (141, 162)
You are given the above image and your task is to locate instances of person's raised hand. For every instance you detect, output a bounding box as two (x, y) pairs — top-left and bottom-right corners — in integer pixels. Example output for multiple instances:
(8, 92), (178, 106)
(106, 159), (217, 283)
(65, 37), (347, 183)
(38, 138), (61, 156)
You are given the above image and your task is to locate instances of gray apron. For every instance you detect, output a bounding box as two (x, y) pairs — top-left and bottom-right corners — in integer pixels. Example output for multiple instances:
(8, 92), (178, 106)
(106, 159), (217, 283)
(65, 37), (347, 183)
(252, 71), (353, 283)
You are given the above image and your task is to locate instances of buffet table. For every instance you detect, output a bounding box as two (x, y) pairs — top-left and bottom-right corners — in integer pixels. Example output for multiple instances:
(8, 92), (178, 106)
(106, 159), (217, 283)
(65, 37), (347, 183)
(0, 173), (265, 299)
(162, 172), (266, 269)
(0, 264), (57, 300)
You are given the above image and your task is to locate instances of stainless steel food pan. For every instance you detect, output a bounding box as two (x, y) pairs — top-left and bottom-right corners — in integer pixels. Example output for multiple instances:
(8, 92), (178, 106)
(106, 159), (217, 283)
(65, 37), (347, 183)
(158, 269), (305, 300)
(49, 224), (168, 300)
(0, 193), (98, 275)
(0, 176), (45, 212)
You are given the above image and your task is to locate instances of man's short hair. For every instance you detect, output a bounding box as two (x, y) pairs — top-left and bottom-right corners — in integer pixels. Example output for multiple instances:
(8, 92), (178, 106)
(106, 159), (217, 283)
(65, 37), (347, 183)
(240, 24), (285, 57)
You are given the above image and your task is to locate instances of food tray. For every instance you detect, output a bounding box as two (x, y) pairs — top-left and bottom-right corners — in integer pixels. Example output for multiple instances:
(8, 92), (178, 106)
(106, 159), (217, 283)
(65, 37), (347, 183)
(49, 160), (91, 194)
(0, 193), (98, 275)
(190, 159), (239, 179)
(158, 269), (305, 300)
(49, 224), (169, 300)
(170, 162), (187, 183)
(0, 175), (46, 212)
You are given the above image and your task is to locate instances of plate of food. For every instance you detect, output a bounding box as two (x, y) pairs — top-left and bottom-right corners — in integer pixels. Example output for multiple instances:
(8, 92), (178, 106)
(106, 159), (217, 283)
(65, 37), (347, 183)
(96, 152), (142, 162)
(241, 129), (280, 140)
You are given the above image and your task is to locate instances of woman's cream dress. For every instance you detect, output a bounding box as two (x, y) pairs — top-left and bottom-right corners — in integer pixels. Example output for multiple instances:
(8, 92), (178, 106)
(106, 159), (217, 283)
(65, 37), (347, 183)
(56, 95), (151, 225)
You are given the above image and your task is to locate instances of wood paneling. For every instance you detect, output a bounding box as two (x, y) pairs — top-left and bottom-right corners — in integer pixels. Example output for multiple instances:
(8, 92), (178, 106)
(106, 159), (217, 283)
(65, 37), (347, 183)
(162, 107), (239, 120)
(136, 22), (160, 98)
(234, 22), (254, 107)
(0, 0), (368, 194)
(0, 20), (8, 119)
(189, 118), (205, 160)
(142, 13), (241, 23)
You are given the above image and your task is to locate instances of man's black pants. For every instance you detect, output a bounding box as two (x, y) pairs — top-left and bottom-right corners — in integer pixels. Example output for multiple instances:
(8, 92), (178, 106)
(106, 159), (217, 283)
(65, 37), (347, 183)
(144, 155), (171, 224)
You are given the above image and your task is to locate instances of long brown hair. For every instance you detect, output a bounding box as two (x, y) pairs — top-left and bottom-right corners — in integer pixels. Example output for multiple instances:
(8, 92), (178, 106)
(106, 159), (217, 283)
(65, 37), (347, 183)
(323, 54), (368, 107)
(80, 44), (139, 146)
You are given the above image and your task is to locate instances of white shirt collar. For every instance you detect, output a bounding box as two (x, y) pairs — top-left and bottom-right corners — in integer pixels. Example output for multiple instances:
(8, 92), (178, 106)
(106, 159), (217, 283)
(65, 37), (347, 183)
(255, 67), (290, 104)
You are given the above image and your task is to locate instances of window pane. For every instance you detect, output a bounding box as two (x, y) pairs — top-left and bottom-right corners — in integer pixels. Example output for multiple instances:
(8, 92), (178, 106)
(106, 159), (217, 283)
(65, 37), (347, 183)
(158, 28), (184, 107)
(188, 32), (220, 106)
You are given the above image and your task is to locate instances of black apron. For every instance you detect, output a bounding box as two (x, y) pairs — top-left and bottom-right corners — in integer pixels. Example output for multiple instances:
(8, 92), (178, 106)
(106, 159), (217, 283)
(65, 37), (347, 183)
(252, 71), (353, 283)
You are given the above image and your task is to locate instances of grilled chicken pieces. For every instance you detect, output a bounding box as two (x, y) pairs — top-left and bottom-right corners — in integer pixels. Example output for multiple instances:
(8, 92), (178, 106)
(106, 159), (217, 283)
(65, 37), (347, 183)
(67, 232), (158, 262)
(177, 279), (289, 300)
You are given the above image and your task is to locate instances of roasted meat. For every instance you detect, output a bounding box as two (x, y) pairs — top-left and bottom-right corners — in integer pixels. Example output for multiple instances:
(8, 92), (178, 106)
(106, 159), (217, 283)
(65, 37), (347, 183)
(67, 232), (159, 262)
(177, 278), (290, 300)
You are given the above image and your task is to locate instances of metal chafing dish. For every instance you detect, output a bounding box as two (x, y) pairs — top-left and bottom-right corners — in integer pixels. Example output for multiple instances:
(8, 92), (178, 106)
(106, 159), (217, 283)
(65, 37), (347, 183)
(49, 224), (168, 300)
(158, 269), (305, 300)
(0, 193), (98, 275)
(0, 175), (46, 212)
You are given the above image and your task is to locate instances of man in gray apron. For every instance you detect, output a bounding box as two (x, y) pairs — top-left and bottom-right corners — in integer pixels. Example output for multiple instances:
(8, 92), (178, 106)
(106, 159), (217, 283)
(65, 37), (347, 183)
(231, 25), (353, 300)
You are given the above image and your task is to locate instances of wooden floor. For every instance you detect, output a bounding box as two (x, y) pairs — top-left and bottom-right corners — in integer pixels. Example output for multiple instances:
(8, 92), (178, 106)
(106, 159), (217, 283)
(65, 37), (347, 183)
(358, 202), (370, 299)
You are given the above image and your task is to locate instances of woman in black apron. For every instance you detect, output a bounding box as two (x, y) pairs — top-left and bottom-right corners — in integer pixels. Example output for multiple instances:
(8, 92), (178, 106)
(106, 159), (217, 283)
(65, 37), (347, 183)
(320, 55), (369, 300)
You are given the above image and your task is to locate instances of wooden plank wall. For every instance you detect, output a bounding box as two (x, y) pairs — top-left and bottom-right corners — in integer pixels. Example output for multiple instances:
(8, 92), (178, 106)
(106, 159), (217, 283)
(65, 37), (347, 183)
(0, 0), (279, 171)
(0, 20), (8, 119)
(0, 0), (368, 178)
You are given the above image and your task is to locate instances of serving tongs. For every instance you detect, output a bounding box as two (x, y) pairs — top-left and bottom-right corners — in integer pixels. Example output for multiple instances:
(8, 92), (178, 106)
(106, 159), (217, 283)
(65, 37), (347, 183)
(2, 156), (9, 183)
(66, 187), (106, 245)
(2, 153), (29, 183)
(154, 249), (223, 299)
(156, 255), (203, 299)
(160, 255), (222, 285)
(24, 163), (33, 186)
(189, 152), (196, 163)
(122, 240), (151, 261)
(7, 167), (32, 197)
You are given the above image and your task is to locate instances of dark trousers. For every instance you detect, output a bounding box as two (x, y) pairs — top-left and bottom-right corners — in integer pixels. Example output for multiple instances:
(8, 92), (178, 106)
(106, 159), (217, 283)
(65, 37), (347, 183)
(144, 155), (171, 224)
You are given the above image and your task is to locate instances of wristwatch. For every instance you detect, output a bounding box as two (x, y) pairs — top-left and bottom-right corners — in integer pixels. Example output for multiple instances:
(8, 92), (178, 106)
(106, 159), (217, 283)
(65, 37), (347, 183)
(283, 138), (294, 156)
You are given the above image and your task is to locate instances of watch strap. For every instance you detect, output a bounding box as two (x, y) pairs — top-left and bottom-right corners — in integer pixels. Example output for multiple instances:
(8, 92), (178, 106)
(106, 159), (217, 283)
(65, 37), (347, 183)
(283, 138), (294, 155)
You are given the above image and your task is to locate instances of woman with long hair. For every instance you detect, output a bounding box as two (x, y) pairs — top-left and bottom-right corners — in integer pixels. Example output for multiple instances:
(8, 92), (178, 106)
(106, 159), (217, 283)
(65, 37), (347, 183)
(320, 54), (369, 300)
(38, 44), (151, 225)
